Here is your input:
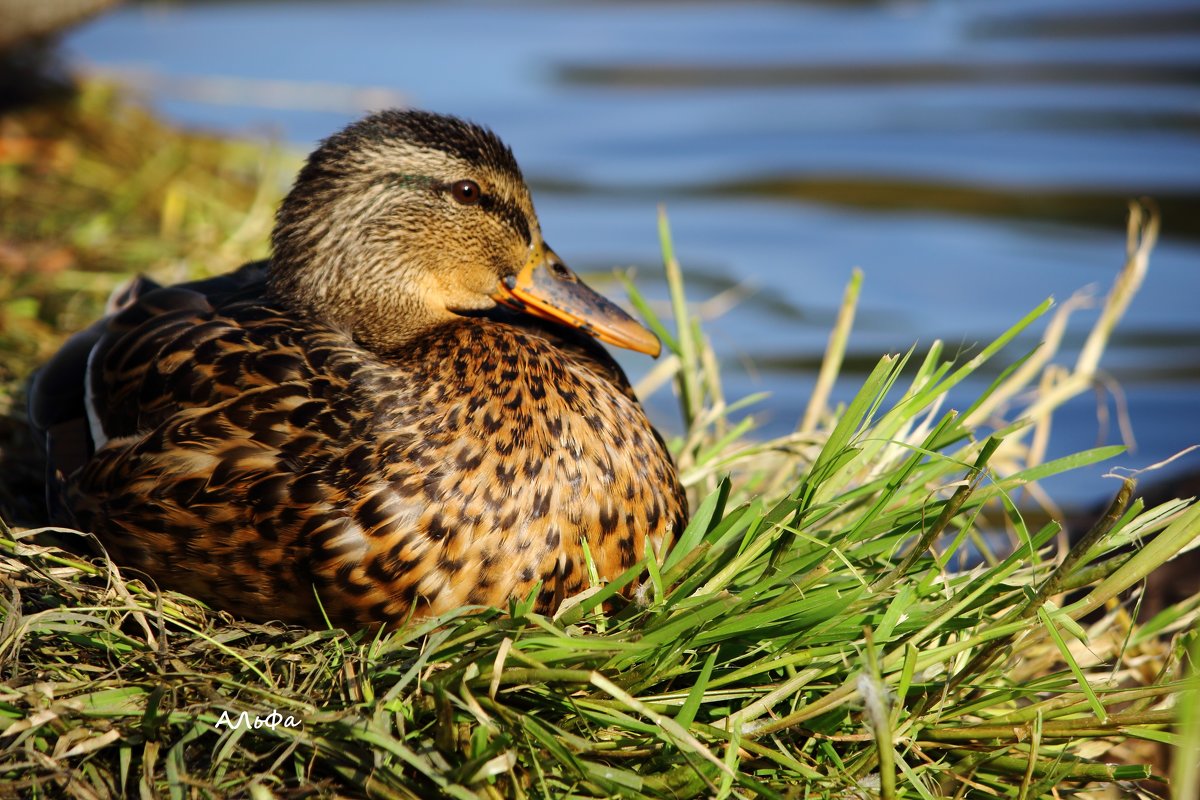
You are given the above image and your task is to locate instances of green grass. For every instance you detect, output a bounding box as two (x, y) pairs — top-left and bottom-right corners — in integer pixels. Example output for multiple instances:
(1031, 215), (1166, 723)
(2, 87), (1199, 799)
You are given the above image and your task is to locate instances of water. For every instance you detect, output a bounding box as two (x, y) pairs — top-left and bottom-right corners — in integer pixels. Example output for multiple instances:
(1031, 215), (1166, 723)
(65, 0), (1200, 505)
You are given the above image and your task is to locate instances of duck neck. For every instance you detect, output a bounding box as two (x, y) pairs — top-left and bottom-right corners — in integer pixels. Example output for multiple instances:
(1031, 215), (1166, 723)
(266, 250), (454, 354)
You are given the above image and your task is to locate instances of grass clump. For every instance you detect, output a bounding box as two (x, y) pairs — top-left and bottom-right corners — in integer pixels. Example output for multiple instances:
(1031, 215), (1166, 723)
(2, 90), (1199, 799)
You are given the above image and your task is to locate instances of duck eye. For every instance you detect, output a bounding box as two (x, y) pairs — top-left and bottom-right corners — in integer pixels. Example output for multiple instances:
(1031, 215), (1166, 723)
(450, 179), (482, 206)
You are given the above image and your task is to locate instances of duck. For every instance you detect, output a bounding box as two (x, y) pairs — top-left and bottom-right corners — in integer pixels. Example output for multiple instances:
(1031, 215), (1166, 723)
(28, 109), (687, 627)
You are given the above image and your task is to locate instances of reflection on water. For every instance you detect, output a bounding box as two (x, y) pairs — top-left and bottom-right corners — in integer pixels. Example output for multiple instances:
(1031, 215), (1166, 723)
(66, 0), (1200, 501)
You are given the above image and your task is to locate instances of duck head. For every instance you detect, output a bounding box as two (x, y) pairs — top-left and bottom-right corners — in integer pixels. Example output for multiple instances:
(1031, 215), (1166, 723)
(268, 109), (660, 356)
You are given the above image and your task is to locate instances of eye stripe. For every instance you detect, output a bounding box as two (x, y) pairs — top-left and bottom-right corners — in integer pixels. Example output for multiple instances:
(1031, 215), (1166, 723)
(479, 194), (532, 246)
(383, 175), (533, 246)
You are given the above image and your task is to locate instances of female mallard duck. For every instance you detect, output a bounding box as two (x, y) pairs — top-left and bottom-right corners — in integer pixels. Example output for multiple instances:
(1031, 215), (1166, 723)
(30, 109), (686, 627)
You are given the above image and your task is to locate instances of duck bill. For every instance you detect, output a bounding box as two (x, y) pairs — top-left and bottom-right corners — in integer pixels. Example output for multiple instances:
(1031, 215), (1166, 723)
(492, 243), (661, 357)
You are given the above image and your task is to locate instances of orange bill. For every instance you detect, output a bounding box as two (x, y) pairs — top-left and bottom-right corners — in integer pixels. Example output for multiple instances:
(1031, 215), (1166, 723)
(491, 242), (661, 357)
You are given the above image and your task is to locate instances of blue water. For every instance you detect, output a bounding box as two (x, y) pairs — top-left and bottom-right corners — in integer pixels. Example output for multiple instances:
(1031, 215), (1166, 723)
(65, 0), (1200, 505)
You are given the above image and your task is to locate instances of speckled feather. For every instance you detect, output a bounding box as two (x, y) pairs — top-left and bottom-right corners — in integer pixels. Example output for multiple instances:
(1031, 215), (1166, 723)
(33, 111), (686, 627)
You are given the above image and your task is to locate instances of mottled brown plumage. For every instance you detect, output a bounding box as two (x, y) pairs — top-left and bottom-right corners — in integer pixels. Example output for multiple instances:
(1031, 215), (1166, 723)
(30, 110), (686, 627)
